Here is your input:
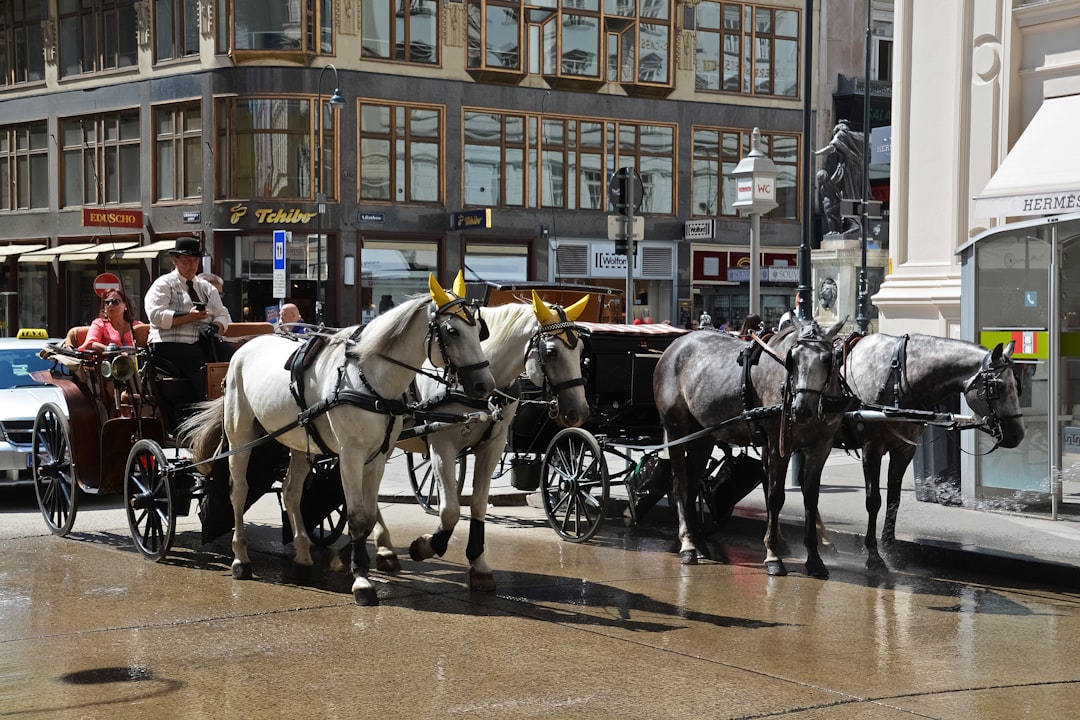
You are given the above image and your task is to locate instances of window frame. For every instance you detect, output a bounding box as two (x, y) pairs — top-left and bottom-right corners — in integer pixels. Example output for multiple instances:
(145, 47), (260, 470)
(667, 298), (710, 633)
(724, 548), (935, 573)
(58, 0), (138, 79)
(0, 0), (46, 86)
(153, 0), (201, 64)
(361, 0), (441, 65)
(694, 1), (800, 99)
(691, 125), (800, 220)
(0, 121), (49, 212)
(153, 101), (203, 203)
(358, 100), (444, 205)
(60, 110), (142, 209)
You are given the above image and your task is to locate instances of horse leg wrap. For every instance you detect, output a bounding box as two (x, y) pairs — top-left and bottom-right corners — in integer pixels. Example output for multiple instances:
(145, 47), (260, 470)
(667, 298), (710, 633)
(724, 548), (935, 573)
(350, 537), (371, 576)
(428, 528), (452, 557)
(466, 519), (485, 562)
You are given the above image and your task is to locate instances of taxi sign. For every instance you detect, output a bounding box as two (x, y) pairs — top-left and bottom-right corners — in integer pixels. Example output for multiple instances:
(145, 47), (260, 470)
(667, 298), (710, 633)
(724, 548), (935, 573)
(17, 328), (48, 339)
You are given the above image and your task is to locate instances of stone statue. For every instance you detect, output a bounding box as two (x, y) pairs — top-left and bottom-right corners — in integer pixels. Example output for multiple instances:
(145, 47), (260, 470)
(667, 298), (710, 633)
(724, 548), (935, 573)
(820, 277), (838, 310)
(814, 120), (865, 236)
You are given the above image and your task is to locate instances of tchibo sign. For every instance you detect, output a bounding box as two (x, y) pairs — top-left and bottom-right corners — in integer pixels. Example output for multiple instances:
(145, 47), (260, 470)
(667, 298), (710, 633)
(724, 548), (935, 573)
(684, 219), (714, 240)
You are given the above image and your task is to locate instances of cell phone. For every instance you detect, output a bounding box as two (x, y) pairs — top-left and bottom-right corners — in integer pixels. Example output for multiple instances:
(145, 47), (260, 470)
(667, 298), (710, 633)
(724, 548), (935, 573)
(193, 302), (206, 311)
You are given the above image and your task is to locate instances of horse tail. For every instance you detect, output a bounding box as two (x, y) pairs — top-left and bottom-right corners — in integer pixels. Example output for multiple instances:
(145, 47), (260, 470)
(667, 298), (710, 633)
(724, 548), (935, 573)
(176, 397), (225, 473)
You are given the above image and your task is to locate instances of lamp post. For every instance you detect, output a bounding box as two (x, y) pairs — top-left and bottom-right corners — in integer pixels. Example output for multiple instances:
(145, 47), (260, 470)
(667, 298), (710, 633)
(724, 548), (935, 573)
(731, 128), (779, 318)
(315, 64), (345, 326)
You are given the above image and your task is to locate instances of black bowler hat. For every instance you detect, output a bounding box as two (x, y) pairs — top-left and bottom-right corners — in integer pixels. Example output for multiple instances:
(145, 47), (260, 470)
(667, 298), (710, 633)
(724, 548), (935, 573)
(169, 237), (207, 257)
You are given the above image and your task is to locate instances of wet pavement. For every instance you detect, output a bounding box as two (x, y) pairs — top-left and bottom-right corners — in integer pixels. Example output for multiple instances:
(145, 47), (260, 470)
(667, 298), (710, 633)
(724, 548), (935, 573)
(3, 451), (1080, 719)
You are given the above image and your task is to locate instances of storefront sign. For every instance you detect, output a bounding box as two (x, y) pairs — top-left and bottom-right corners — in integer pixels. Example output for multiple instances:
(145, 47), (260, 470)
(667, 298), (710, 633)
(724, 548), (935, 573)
(358, 212), (384, 223)
(684, 220), (714, 240)
(226, 204), (318, 225)
(728, 266), (800, 283)
(1064, 426), (1080, 455)
(450, 209), (492, 229)
(183, 211), (201, 224)
(82, 208), (143, 229)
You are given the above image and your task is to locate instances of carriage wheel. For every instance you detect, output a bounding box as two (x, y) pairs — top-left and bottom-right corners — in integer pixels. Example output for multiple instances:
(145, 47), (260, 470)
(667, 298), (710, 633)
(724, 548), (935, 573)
(540, 427), (609, 543)
(124, 439), (176, 562)
(406, 451), (467, 515)
(308, 503), (346, 547)
(32, 403), (79, 537)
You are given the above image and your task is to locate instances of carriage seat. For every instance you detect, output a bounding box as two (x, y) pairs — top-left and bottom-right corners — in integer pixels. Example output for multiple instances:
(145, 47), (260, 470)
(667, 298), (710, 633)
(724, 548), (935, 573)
(63, 323), (151, 350)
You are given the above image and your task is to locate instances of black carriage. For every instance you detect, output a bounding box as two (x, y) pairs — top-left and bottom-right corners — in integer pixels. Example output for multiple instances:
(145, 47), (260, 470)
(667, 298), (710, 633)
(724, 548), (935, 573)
(403, 282), (743, 543)
(29, 322), (346, 561)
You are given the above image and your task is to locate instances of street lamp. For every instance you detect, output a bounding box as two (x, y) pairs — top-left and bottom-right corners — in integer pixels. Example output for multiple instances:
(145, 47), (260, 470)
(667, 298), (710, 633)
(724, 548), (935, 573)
(315, 64), (345, 326)
(731, 128), (779, 318)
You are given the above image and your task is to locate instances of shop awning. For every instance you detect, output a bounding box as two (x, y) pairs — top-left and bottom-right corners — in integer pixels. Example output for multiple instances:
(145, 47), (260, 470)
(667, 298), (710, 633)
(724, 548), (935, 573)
(0, 244), (47, 259)
(17, 243), (98, 263)
(974, 94), (1080, 218)
(116, 239), (180, 259)
(58, 241), (138, 261)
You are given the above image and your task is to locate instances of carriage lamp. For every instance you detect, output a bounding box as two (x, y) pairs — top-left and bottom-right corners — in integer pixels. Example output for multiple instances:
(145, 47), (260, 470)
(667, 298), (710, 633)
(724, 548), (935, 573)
(731, 128), (779, 318)
(315, 64), (346, 326)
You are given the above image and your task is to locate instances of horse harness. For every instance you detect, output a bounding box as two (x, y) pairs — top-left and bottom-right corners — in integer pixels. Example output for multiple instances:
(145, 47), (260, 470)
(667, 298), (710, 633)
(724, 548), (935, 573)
(285, 297), (492, 463)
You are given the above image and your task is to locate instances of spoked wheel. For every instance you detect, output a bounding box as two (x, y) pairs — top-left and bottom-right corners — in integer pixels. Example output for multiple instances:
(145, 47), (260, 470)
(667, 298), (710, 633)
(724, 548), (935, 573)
(406, 451), (467, 515)
(32, 402), (79, 536)
(124, 439), (176, 562)
(540, 427), (609, 543)
(308, 503), (346, 547)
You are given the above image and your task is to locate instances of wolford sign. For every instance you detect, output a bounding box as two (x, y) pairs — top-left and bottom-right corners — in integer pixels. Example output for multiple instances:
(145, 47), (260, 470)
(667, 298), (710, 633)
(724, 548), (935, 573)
(82, 208), (143, 229)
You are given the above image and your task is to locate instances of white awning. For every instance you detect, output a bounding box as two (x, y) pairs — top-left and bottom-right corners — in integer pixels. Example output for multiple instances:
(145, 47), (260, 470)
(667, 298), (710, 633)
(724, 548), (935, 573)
(0, 244), (46, 259)
(116, 239), (180, 259)
(975, 94), (1080, 217)
(17, 243), (98, 263)
(58, 241), (138, 261)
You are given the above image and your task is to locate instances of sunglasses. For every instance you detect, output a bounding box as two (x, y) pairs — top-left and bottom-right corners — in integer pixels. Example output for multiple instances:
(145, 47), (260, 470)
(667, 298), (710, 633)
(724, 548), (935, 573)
(103, 298), (122, 307)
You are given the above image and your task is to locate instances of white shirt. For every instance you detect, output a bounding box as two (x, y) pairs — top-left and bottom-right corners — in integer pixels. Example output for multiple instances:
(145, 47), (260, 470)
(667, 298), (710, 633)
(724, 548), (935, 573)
(145, 270), (230, 344)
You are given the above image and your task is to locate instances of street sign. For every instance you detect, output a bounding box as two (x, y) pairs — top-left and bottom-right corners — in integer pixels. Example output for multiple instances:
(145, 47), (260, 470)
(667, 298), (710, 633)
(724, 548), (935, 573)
(840, 199), (885, 219)
(608, 168), (644, 216)
(93, 272), (122, 298)
(272, 229), (288, 299)
(607, 215), (644, 241)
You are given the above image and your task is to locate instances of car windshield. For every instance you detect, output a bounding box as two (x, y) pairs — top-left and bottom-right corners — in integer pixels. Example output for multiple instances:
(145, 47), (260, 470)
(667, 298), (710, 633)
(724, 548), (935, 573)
(0, 348), (52, 390)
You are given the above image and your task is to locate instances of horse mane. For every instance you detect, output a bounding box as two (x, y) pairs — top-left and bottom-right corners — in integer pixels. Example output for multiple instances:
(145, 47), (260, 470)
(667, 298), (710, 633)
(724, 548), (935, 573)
(336, 295), (430, 364)
(481, 302), (535, 347)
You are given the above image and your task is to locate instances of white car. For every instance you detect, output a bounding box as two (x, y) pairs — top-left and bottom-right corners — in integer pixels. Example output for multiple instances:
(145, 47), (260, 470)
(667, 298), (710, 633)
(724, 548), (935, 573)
(0, 334), (67, 487)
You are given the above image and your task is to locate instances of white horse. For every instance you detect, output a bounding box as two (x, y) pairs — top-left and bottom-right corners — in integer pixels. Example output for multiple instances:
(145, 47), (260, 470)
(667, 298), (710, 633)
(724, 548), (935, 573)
(188, 272), (495, 605)
(405, 291), (591, 591)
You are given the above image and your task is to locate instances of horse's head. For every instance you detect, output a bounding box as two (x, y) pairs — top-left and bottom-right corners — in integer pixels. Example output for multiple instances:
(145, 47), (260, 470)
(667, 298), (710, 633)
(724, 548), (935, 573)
(782, 316), (846, 423)
(427, 271), (496, 399)
(963, 341), (1025, 449)
(525, 291), (591, 428)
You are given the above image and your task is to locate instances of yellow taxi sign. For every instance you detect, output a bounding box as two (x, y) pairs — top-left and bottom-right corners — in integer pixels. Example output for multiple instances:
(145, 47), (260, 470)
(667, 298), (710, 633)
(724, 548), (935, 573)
(17, 328), (48, 340)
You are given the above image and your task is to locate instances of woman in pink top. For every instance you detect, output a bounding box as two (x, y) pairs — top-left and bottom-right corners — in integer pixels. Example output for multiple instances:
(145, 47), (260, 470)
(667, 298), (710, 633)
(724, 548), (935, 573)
(79, 288), (143, 353)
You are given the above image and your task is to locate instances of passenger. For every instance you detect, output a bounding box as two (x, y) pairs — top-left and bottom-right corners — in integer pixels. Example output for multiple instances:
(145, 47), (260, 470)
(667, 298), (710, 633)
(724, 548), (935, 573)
(198, 272), (233, 323)
(144, 237), (233, 399)
(79, 288), (145, 354)
(276, 300), (306, 334)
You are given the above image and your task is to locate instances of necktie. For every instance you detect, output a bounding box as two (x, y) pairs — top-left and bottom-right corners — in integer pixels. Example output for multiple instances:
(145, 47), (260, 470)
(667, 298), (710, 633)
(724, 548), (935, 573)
(186, 280), (202, 304)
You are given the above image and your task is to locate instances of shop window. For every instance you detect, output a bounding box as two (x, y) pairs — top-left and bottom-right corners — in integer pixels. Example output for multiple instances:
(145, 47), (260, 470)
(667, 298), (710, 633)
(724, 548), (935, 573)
(0, 0), (46, 86)
(362, 0), (439, 64)
(58, 0), (137, 78)
(360, 240), (439, 322)
(464, 244), (528, 283)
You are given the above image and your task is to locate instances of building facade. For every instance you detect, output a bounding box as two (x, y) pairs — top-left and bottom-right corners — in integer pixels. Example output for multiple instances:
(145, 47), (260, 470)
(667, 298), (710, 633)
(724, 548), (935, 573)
(0, 0), (853, 335)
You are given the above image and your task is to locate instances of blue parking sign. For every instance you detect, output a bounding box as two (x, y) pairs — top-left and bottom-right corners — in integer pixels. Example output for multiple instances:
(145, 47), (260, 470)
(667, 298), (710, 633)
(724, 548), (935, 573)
(273, 230), (286, 272)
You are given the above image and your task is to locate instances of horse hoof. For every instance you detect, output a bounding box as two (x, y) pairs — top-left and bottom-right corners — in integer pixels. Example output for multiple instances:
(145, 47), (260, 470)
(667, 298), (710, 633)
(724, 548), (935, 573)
(764, 560), (788, 576)
(232, 562), (253, 580)
(865, 555), (888, 574)
(354, 587), (380, 606)
(377, 552), (402, 574)
(469, 569), (496, 592)
(805, 558), (830, 579)
(680, 549), (699, 565)
(408, 538), (433, 562)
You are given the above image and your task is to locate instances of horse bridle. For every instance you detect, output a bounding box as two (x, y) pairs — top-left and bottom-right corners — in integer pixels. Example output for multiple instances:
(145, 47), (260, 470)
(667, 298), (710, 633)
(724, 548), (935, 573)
(963, 352), (1022, 447)
(422, 297), (492, 388)
(527, 307), (588, 417)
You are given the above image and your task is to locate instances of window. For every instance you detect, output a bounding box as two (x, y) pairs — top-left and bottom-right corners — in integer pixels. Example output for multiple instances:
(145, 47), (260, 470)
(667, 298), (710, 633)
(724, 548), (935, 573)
(231, 0), (333, 54)
(216, 97), (337, 201)
(361, 240), (439, 318)
(58, 0), (137, 78)
(463, 109), (674, 213)
(359, 102), (442, 203)
(61, 111), (141, 208)
(467, 0), (673, 88)
(154, 0), (200, 62)
(362, 0), (439, 64)
(695, 2), (798, 97)
(692, 126), (799, 219)
(0, 0), (46, 86)
(465, 244), (529, 282)
(154, 103), (202, 202)
(0, 122), (49, 211)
